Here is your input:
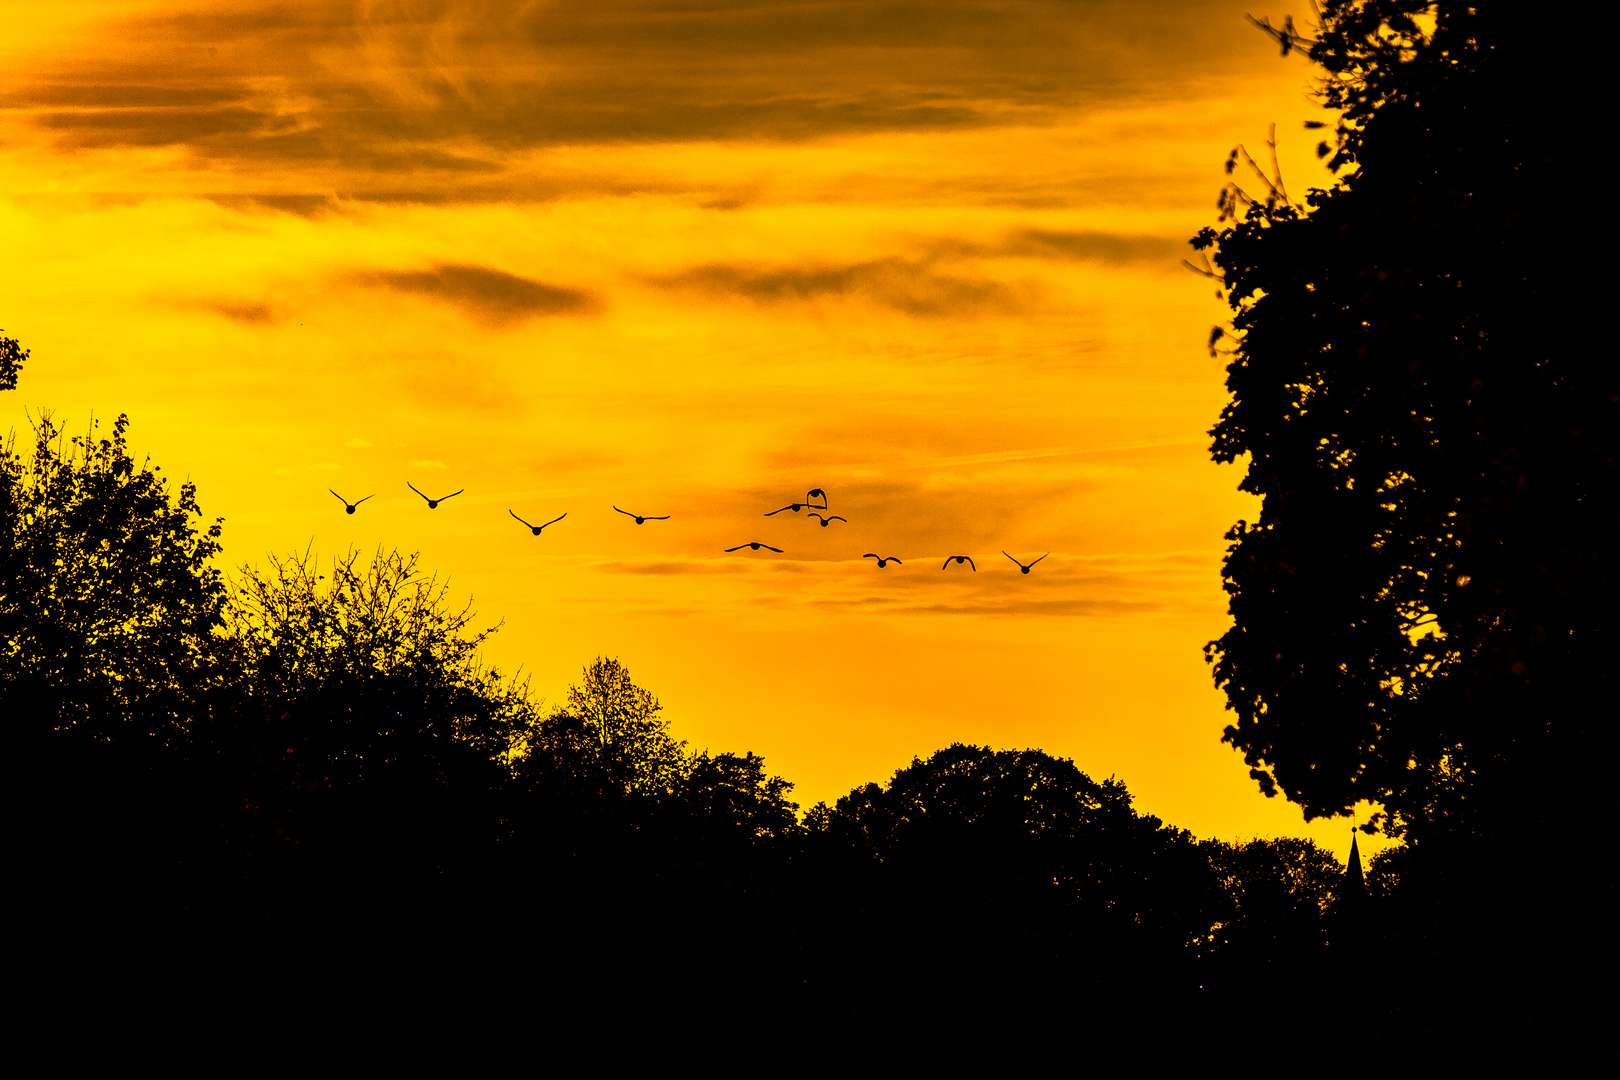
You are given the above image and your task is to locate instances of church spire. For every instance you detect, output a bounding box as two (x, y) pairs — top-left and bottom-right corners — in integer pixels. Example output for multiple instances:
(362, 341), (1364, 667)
(1345, 830), (1366, 897)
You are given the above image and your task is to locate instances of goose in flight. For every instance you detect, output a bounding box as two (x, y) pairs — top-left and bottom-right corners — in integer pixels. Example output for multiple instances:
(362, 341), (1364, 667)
(511, 510), (567, 535)
(863, 554), (902, 568)
(329, 489), (374, 515)
(1004, 551), (1049, 575)
(809, 514), (846, 528)
(765, 488), (830, 515)
(614, 506), (670, 524)
(726, 542), (783, 553)
(942, 555), (976, 571)
(408, 482), (464, 509)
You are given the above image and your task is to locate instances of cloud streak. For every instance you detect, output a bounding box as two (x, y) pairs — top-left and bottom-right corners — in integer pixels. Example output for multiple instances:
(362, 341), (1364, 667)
(653, 257), (1032, 317)
(361, 264), (601, 325)
(4, 0), (1273, 198)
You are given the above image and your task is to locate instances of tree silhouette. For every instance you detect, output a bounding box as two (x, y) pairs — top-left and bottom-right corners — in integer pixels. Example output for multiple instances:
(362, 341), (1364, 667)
(1, 413), (225, 740)
(798, 744), (1222, 1022)
(220, 546), (531, 779)
(1197, 1), (1616, 842)
(522, 656), (691, 798)
(1202, 836), (1341, 965)
(207, 547), (534, 935)
(0, 331), (26, 391)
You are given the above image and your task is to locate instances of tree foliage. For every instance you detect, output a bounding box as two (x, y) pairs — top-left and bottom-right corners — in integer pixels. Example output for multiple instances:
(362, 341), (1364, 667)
(524, 656), (691, 797)
(805, 745), (1224, 969)
(221, 547), (532, 780)
(0, 330), (26, 392)
(1, 413), (225, 740)
(1198, 1), (1615, 837)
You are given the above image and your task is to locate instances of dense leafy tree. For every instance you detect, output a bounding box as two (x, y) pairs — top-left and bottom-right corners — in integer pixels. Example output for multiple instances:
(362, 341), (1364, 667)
(206, 547), (536, 930)
(521, 656), (691, 798)
(1198, 1), (1616, 840)
(800, 744), (1224, 1011)
(1202, 836), (1342, 963)
(220, 547), (532, 779)
(0, 331), (25, 391)
(1, 413), (225, 740)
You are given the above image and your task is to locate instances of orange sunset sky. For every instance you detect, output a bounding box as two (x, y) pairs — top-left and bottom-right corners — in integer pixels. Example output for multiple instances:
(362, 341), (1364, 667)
(0, 0), (1389, 860)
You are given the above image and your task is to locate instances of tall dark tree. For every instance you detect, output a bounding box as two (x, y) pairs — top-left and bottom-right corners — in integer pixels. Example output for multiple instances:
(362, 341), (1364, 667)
(1, 413), (226, 740)
(1198, 1), (1616, 845)
(797, 744), (1223, 1021)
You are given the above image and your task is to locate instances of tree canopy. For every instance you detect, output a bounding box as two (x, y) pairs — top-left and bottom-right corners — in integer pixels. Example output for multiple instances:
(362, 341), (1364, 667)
(1198, 1), (1615, 839)
(1, 413), (225, 741)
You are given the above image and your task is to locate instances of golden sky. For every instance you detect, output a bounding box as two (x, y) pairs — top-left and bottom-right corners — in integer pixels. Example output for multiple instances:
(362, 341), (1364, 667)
(0, 0), (1389, 859)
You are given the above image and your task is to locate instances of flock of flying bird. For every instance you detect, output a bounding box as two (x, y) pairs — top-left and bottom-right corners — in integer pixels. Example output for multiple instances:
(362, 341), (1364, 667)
(328, 484), (1050, 573)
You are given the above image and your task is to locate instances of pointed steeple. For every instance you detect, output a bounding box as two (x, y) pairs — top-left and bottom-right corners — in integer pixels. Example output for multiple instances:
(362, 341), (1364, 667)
(1345, 830), (1366, 897)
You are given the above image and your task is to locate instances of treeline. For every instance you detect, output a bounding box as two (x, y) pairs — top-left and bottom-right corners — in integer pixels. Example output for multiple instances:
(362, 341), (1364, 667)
(7, 411), (1357, 1033)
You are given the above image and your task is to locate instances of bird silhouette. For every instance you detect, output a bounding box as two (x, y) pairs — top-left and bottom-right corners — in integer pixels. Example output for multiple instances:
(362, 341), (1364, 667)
(809, 514), (846, 528)
(942, 555), (976, 571)
(864, 554), (902, 568)
(726, 542), (783, 553)
(511, 510), (567, 535)
(614, 506), (670, 524)
(329, 489), (374, 515)
(408, 481), (464, 509)
(765, 503), (810, 516)
(1004, 551), (1049, 574)
(806, 488), (828, 509)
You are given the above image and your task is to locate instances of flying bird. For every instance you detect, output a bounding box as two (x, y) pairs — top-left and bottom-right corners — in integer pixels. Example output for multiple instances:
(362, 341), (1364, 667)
(408, 482), (464, 509)
(942, 555), (976, 571)
(614, 506), (670, 524)
(1004, 551), (1049, 575)
(726, 542), (783, 553)
(511, 510), (567, 535)
(765, 488), (829, 515)
(329, 490), (374, 515)
(809, 514), (846, 528)
(864, 554), (902, 568)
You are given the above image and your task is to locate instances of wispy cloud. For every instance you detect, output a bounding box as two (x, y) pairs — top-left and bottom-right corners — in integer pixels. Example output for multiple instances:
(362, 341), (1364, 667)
(653, 257), (1033, 317)
(5, 0), (1268, 199)
(361, 264), (602, 326)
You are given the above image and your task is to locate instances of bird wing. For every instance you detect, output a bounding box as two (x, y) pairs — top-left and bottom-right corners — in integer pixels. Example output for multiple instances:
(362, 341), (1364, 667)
(1029, 553), (1049, 567)
(407, 481), (429, 501)
(355, 494), (375, 505)
(510, 510), (533, 527)
(810, 514), (826, 522)
(1003, 550), (1022, 567)
(864, 553), (879, 559)
(329, 489), (347, 504)
(891, 557), (903, 564)
(765, 505), (792, 516)
(614, 506), (634, 517)
(647, 515), (670, 520)
(725, 544), (747, 552)
(541, 513), (567, 529)
(942, 558), (954, 569)
(829, 516), (846, 522)
(966, 557), (976, 570)
(764, 544), (783, 552)
(441, 489), (465, 500)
